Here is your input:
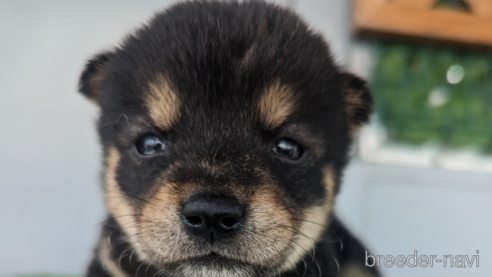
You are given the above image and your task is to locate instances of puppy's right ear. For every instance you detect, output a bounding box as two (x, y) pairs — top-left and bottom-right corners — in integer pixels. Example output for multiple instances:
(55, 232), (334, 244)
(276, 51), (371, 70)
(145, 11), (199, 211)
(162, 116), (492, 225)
(78, 52), (114, 104)
(341, 72), (373, 135)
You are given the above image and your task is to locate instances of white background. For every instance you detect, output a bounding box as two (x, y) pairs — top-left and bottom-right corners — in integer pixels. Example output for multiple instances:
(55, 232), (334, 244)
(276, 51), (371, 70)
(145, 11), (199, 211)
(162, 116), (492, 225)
(0, 1), (491, 276)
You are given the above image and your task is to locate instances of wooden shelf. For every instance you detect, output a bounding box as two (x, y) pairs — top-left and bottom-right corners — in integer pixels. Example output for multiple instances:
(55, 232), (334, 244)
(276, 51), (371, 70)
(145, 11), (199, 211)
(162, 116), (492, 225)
(353, 0), (492, 47)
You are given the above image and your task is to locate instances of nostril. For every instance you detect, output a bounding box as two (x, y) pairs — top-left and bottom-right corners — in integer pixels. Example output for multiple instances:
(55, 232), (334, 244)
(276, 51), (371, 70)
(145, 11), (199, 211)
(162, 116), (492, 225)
(182, 194), (244, 241)
(185, 216), (203, 227)
(220, 216), (240, 229)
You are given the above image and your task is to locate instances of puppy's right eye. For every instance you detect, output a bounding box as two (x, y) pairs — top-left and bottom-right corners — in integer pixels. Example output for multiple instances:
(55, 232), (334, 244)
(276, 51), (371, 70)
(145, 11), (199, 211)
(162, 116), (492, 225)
(135, 135), (166, 156)
(272, 138), (303, 160)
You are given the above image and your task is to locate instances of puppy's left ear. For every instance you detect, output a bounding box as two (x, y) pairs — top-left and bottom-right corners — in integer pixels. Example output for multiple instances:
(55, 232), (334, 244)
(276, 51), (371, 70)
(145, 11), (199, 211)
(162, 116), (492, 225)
(341, 72), (373, 134)
(78, 52), (114, 105)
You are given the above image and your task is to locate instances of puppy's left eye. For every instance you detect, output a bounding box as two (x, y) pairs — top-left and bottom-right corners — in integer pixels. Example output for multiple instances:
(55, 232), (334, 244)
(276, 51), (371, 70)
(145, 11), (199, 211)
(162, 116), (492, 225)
(136, 135), (166, 156)
(272, 139), (303, 160)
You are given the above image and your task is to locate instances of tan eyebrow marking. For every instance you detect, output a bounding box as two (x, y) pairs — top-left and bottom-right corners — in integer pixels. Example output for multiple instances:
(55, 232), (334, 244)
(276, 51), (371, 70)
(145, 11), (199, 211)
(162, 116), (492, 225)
(145, 74), (180, 130)
(258, 80), (296, 129)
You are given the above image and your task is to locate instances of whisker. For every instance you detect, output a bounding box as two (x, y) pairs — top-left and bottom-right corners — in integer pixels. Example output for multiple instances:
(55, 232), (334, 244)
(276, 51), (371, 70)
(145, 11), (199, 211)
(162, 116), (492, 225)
(106, 189), (158, 207)
(284, 241), (308, 277)
(283, 221), (343, 244)
(277, 225), (317, 262)
(326, 229), (343, 252)
(241, 229), (307, 277)
(101, 113), (140, 132)
(116, 247), (131, 268)
(135, 259), (145, 277)
(291, 218), (329, 229)
(95, 213), (144, 228)
(333, 256), (340, 274)
(289, 239), (322, 277)
(152, 266), (167, 277)
(129, 248), (138, 266)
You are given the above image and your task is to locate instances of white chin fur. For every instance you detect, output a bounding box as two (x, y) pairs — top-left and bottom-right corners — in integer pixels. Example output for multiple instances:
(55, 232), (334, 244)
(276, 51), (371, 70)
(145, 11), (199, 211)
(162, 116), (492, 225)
(173, 263), (256, 277)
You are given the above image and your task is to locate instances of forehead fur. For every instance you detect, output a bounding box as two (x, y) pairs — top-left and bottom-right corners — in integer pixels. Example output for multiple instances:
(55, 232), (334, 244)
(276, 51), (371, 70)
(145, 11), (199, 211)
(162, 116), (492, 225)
(102, 0), (338, 114)
(258, 80), (296, 129)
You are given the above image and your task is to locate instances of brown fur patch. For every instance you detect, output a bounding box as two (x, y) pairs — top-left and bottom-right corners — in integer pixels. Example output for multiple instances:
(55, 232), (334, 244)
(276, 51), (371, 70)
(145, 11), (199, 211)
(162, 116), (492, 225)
(104, 147), (148, 260)
(139, 181), (199, 264)
(138, 180), (295, 268)
(240, 184), (295, 263)
(114, 162), (305, 270)
(146, 74), (180, 130)
(103, 149), (335, 273)
(282, 166), (336, 271)
(258, 80), (296, 129)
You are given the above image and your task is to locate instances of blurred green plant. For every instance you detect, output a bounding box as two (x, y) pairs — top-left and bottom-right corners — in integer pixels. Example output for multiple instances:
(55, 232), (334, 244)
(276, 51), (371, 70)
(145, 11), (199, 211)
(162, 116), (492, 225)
(6, 275), (78, 277)
(371, 41), (492, 153)
(433, 0), (471, 12)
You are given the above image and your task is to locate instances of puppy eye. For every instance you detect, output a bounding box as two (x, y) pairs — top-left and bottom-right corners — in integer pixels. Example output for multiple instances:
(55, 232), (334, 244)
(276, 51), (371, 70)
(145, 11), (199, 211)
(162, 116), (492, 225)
(135, 135), (166, 156)
(272, 139), (303, 160)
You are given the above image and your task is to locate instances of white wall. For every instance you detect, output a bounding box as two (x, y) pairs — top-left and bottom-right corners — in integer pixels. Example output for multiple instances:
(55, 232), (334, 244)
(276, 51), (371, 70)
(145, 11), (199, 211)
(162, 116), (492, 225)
(0, 1), (183, 275)
(1, 1), (490, 276)
(337, 161), (492, 277)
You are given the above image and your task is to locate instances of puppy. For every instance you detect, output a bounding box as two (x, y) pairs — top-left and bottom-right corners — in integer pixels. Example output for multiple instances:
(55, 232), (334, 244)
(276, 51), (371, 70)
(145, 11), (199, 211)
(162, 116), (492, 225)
(78, 1), (379, 277)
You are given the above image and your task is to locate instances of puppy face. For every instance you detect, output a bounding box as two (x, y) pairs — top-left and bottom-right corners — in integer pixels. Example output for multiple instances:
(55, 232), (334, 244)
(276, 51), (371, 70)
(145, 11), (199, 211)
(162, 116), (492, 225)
(79, 2), (372, 277)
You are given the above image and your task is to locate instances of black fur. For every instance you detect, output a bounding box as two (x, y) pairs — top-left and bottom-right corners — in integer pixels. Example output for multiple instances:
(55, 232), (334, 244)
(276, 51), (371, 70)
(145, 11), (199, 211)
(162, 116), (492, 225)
(79, 1), (377, 276)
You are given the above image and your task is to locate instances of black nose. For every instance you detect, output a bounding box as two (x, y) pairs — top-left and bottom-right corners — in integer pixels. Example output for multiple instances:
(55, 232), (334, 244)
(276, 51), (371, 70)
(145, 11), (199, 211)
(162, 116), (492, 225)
(182, 194), (244, 243)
